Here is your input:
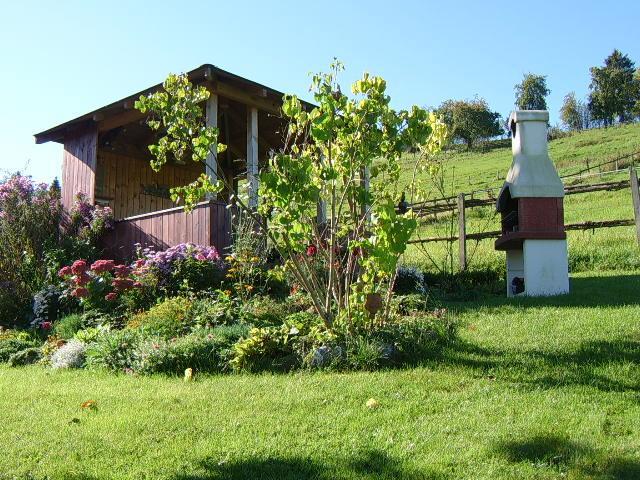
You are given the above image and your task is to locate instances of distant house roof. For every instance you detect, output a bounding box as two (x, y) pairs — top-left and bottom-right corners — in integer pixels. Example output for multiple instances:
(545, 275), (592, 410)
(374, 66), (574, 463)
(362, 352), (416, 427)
(34, 64), (314, 144)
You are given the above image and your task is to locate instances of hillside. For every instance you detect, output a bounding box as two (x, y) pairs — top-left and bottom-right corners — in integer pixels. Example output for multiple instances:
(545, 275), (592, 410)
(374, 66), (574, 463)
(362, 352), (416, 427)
(399, 123), (640, 274)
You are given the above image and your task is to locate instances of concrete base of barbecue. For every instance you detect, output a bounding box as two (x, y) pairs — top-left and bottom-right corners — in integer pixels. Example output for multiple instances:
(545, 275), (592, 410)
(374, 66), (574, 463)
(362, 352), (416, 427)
(506, 239), (570, 297)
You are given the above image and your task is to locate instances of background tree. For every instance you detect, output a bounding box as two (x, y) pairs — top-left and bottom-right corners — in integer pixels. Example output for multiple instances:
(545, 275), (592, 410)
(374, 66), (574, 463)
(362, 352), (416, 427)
(436, 97), (503, 149)
(560, 92), (590, 131)
(514, 73), (550, 110)
(588, 49), (640, 126)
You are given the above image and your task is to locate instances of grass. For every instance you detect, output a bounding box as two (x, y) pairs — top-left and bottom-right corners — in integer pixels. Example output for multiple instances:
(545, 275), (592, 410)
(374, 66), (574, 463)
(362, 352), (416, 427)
(1, 270), (639, 479)
(397, 123), (640, 273)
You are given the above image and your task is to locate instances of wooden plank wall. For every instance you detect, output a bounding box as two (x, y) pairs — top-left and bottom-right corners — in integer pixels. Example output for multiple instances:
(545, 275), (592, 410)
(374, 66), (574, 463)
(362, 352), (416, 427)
(62, 126), (98, 210)
(96, 150), (203, 219)
(102, 201), (234, 261)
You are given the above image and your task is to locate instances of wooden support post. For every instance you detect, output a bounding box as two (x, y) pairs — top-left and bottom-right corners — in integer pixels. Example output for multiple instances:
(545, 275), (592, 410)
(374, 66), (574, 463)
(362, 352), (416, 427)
(247, 106), (259, 209)
(630, 167), (640, 244)
(205, 94), (218, 199)
(458, 193), (467, 271)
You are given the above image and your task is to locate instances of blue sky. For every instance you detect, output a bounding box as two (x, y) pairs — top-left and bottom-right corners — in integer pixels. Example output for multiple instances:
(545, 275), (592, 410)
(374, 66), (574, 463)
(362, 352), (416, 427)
(1, 0), (638, 183)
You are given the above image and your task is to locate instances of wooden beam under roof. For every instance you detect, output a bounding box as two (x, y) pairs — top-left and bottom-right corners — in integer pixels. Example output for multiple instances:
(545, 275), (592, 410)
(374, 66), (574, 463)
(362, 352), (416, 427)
(204, 66), (282, 115)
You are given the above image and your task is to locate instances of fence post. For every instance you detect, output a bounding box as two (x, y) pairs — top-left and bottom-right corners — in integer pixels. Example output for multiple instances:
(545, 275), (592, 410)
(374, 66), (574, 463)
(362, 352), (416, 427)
(458, 193), (467, 271)
(630, 167), (640, 245)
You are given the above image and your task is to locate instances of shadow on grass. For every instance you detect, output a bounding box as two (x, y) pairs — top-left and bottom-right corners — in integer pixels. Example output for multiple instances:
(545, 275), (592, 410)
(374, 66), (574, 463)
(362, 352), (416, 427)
(171, 449), (447, 480)
(447, 273), (640, 312)
(434, 336), (640, 393)
(494, 434), (640, 479)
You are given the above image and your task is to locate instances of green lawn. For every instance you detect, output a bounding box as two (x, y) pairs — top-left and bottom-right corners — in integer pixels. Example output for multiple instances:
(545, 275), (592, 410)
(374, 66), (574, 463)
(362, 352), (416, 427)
(1, 270), (639, 479)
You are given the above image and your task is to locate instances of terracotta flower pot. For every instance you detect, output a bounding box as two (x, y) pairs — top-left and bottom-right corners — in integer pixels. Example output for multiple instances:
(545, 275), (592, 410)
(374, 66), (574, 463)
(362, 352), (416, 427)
(364, 293), (383, 316)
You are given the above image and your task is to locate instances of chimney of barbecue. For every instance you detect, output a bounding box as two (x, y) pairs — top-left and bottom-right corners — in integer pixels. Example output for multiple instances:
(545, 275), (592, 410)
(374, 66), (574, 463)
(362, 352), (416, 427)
(495, 110), (569, 297)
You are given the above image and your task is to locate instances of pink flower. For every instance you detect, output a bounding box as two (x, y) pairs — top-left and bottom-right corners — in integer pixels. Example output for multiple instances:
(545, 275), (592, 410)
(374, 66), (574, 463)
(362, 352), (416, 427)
(58, 266), (72, 277)
(195, 253), (206, 261)
(71, 260), (88, 275)
(105, 292), (118, 302)
(134, 259), (145, 268)
(306, 245), (317, 257)
(112, 278), (134, 292)
(91, 259), (115, 273)
(72, 287), (89, 298)
(74, 273), (91, 286)
(133, 281), (143, 288)
(113, 264), (130, 277)
(41, 321), (52, 330)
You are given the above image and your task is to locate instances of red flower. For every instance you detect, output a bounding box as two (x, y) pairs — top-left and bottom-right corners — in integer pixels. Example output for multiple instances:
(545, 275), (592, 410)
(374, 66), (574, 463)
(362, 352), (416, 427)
(112, 277), (134, 292)
(113, 264), (130, 277)
(306, 245), (318, 257)
(133, 281), (143, 288)
(41, 321), (52, 330)
(71, 260), (88, 275)
(91, 259), (115, 273)
(75, 273), (91, 286)
(105, 292), (118, 302)
(58, 266), (72, 277)
(134, 259), (145, 268)
(72, 287), (89, 298)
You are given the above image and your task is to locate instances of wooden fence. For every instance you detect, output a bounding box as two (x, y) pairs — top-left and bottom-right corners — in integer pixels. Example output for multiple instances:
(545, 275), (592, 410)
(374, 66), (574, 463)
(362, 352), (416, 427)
(408, 166), (640, 271)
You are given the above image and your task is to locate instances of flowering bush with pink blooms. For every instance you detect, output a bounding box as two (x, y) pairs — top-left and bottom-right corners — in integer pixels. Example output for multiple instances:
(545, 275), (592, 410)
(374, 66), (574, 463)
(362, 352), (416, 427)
(58, 258), (143, 313)
(67, 192), (114, 241)
(0, 174), (62, 326)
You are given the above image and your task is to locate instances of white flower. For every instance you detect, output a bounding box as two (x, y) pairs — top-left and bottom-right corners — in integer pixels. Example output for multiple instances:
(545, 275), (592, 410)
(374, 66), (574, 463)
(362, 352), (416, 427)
(51, 340), (86, 369)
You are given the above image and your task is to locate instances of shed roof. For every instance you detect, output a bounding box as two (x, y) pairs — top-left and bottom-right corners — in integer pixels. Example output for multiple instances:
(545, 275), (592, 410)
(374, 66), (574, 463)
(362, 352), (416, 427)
(34, 64), (313, 145)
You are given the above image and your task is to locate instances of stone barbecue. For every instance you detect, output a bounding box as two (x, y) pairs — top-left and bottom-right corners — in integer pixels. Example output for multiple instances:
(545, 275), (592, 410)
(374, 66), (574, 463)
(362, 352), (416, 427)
(495, 110), (569, 297)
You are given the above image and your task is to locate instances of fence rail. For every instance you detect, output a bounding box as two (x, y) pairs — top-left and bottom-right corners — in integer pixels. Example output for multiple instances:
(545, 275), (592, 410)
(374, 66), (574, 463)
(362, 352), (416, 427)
(409, 167), (640, 271)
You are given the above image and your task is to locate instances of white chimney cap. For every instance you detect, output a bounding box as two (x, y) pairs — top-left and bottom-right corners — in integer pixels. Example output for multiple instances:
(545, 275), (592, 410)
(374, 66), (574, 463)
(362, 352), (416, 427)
(500, 110), (564, 201)
(509, 110), (549, 124)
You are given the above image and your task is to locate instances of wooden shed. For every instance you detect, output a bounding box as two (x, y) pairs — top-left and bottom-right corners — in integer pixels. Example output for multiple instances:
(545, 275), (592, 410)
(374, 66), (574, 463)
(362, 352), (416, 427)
(35, 64), (300, 259)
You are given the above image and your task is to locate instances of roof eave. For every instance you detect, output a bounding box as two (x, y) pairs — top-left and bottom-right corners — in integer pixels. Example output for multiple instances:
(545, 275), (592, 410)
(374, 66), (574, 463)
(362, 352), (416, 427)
(34, 64), (314, 145)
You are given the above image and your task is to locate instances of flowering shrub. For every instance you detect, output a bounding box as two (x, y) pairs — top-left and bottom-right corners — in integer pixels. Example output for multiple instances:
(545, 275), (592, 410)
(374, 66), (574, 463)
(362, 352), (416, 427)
(137, 243), (224, 294)
(67, 192), (114, 241)
(58, 258), (142, 312)
(50, 339), (86, 369)
(0, 174), (62, 326)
